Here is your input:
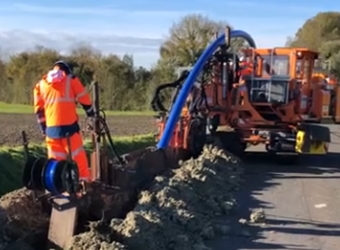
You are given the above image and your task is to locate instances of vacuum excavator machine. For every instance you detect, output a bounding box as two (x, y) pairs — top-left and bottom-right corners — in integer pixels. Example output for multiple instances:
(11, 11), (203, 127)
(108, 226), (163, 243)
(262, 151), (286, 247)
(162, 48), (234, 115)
(152, 36), (331, 158)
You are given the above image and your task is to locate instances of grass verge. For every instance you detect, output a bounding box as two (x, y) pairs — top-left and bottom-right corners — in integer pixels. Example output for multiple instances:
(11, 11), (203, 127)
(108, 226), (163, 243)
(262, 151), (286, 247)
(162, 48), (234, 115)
(0, 102), (154, 116)
(0, 134), (155, 196)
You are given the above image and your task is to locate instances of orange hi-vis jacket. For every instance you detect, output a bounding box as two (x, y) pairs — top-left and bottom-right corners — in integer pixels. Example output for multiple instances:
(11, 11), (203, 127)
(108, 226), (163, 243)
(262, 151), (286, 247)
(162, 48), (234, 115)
(34, 73), (94, 139)
(239, 61), (252, 76)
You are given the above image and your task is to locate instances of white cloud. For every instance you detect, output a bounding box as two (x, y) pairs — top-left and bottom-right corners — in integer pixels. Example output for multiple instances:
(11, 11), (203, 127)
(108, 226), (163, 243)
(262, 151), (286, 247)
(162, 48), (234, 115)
(0, 1), (313, 68)
(0, 27), (296, 68)
(0, 3), (189, 38)
(0, 28), (292, 68)
(0, 30), (162, 68)
(0, 3), (188, 68)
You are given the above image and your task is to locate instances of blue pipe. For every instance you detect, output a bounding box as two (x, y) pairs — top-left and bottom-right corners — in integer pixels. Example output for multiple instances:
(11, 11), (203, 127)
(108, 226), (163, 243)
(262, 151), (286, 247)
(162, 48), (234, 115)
(157, 30), (256, 149)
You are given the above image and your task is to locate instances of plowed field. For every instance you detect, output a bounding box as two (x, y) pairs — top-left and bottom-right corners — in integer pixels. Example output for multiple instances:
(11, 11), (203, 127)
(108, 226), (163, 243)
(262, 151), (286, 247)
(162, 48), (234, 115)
(0, 113), (156, 146)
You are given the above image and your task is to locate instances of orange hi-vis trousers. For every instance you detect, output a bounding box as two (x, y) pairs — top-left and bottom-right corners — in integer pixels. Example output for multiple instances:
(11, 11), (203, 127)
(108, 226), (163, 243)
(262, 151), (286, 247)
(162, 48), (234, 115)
(45, 132), (90, 180)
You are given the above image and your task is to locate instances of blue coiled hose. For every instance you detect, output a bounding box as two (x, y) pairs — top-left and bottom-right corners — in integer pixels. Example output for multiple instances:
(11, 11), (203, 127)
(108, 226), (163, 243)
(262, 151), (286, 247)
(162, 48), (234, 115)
(44, 159), (59, 194)
(157, 30), (256, 149)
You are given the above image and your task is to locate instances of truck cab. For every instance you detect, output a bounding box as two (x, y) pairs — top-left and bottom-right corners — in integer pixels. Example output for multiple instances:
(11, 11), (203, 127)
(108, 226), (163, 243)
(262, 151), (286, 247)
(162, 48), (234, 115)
(240, 47), (334, 122)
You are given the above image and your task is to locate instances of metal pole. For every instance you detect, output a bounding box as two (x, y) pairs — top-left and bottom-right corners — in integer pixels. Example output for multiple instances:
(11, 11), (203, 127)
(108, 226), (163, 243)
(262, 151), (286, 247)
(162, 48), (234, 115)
(92, 81), (101, 180)
(21, 130), (29, 162)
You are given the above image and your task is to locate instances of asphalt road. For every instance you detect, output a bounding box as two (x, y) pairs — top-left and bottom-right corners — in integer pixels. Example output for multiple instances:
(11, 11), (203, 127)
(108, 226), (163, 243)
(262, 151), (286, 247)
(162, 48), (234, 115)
(208, 125), (340, 250)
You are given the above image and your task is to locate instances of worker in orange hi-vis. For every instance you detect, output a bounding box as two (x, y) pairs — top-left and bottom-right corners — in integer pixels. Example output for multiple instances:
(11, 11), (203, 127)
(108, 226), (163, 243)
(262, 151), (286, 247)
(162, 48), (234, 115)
(239, 57), (252, 76)
(33, 60), (94, 183)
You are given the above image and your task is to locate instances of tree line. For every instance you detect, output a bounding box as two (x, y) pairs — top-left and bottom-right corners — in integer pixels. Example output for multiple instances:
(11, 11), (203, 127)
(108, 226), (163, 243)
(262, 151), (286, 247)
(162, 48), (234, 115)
(0, 12), (339, 111)
(286, 12), (340, 77)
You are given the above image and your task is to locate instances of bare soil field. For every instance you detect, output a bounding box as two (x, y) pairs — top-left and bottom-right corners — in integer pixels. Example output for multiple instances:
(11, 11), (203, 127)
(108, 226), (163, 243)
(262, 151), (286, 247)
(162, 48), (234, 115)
(0, 113), (156, 146)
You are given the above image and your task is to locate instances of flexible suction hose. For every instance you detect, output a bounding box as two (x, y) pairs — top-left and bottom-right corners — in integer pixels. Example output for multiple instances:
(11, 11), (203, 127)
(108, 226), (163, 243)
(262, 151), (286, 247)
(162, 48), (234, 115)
(157, 30), (256, 149)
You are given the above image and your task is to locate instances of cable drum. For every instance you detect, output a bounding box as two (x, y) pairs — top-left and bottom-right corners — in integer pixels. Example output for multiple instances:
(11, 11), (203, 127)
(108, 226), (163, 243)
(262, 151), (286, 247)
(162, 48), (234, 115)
(23, 156), (48, 190)
(23, 157), (80, 196)
(44, 159), (80, 195)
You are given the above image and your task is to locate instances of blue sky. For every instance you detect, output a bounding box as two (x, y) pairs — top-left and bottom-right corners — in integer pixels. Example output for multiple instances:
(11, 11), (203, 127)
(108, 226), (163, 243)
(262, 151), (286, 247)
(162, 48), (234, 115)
(0, 0), (337, 68)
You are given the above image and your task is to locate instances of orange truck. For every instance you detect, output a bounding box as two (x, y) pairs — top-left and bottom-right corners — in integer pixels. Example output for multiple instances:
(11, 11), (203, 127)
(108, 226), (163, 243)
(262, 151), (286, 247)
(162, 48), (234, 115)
(241, 47), (340, 124)
(153, 43), (332, 158)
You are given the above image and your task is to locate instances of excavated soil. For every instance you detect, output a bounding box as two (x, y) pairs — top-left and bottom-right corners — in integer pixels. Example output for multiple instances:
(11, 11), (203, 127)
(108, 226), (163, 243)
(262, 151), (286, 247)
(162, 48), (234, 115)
(0, 113), (156, 146)
(0, 145), (243, 250)
(0, 189), (49, 250)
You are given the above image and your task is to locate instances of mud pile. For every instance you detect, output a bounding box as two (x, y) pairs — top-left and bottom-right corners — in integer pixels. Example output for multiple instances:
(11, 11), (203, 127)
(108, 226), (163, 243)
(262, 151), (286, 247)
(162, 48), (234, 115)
(0, 144), (243, 250)
(70, 145), (243, 250)
(0, 189), (49, 250)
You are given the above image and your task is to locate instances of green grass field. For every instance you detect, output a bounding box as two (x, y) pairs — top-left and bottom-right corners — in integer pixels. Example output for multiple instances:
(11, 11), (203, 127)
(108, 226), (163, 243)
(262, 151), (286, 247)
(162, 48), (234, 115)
(0, 134), (155, 196)
(0, 102), (154, 116)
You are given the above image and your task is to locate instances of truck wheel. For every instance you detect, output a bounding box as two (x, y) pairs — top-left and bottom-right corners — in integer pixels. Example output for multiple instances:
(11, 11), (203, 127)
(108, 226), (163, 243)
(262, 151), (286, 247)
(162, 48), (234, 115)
(214, 131), (247, 157)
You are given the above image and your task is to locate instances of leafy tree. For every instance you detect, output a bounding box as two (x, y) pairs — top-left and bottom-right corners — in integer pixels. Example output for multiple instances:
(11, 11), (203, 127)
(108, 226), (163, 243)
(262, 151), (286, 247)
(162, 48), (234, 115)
(287, 12), (340, 77)
(159, 14), (244, 68)
(287, 12), (340, 50)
